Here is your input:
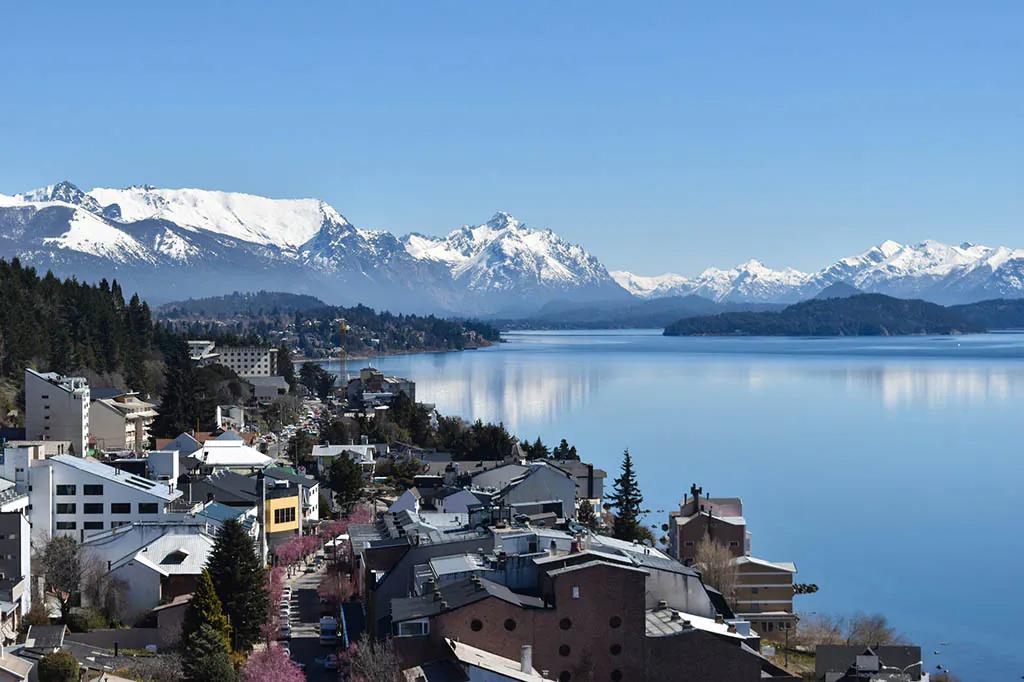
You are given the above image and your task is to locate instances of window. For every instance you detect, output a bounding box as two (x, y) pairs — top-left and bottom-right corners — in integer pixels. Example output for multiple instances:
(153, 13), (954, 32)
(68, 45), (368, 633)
(559, 618), (572, 631)
(84, 503), (103, 514)
(684, 540), (695, 547)
(503, 618), (517, 632)
(56, 503), (76, 514)
(729, 540), (739, 547)
(559, 673), (571, 682)
(751, 587), (759, 594)
(396, 620), (428, 637)
(138, 503), (158, 514)
(84, 485), (103, 495)
(609, 643), (622, 656)
(84, 521), (104, 530)
(274, 507), (296, 525)
(559, 644), (571, 657)
(609, 616), (622, 629)
(111, 503), (131, 514)
(470, 619), (483, 632)
(56, 485), (76, 495)
(56, 522), (76, 530)
(571, 585), (580, 599)
(611, 671), (623, 681)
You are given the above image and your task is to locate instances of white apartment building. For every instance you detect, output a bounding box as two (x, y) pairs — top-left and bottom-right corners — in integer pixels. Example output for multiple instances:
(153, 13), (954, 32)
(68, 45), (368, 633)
(24, 369), (90, 456)
(0, 450), (183, 546)
(216, 346), (278, 377)
(89, 392), (158, 452)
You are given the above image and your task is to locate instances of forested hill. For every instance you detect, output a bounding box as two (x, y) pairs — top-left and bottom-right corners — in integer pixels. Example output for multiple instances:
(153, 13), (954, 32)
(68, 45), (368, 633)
(158, 291), (328, 316)
(0, 258), (169, 391)
(158, 294), (500, 358)
(664, 294), (989, 336)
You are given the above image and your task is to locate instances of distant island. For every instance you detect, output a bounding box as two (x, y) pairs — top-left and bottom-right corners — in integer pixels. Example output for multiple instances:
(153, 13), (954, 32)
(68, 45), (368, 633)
(663, 293), (1024, 336)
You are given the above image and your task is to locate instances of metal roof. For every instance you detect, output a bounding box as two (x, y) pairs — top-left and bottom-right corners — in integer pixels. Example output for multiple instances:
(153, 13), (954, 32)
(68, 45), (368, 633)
(49, 455), (181, 501)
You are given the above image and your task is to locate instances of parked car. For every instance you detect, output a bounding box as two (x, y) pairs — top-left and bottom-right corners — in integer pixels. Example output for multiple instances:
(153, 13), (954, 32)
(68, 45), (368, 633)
(323, 655), (339, 670)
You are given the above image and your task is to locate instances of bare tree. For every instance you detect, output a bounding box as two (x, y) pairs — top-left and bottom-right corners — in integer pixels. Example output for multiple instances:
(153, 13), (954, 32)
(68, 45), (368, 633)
(81, 550), (130, 625)
(693, 536), (737, 605)
(37, 534), (83, 622)
(345, 634), (402, 682)
(797, 612), (905, 649)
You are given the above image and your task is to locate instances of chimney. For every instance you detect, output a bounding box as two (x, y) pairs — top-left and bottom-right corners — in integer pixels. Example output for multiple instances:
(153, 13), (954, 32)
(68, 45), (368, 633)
(715, 614), (724, 624)
(520, 645), (533, 674)
(586, 463), (594, 498)
(657, 599), (668, 610)
(669, 610), (681, 620)
(439, 600), (448, 610)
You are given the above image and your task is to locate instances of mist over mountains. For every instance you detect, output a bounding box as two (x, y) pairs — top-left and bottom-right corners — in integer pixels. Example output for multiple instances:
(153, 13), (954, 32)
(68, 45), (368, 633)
(1, 180), (1022, 317)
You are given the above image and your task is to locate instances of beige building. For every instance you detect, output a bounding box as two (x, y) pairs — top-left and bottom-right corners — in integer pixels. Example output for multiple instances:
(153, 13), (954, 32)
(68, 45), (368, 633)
(731, 556), (797, 639)
(215, 346), (278, 377)
(90, 392), (158, 452)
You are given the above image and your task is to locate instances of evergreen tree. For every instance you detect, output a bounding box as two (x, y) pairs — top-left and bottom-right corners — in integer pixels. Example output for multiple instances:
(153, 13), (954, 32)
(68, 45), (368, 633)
(182, 570), (231, 651)
(328, 454), (365, 512)
(609, 449), (645, 542)
(577, 499), (598, 530)
(152, 338), (204, 437)
(206, 519), (268, 652)
(182, 623), (237, 682)
(38, 651), (79, 682)
(276, 343), (296, 390)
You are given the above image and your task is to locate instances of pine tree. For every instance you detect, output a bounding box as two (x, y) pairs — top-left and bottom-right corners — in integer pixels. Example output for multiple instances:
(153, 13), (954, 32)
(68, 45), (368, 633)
(206, 519), (268, 651)
(609, 449), (645, 542)
(276, 343), (296, 390)
(577, 499), (598, 530)
(182, 569), (232, 651)
(328, 454), (364, 513)
(182, 623), (237, 682)
(152, 338), (204, 437)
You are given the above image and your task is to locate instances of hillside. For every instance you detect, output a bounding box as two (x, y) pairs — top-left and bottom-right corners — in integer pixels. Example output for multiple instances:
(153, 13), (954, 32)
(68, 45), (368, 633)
(159, 291), (329, 317)
(664, 294), (986, 336)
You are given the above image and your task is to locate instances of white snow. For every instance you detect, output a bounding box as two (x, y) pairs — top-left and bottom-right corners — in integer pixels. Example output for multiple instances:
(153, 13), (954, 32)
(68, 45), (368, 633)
(41, 210), (153, 264)
(86, 186), (349, 248)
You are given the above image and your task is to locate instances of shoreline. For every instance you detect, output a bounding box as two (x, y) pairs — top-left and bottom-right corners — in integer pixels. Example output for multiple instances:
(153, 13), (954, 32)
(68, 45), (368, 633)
(294, 340), (493, 364)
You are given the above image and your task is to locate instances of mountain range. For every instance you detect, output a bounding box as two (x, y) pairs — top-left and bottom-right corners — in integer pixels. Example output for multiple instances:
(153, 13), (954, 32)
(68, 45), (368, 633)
(1, 180), (1022, 316)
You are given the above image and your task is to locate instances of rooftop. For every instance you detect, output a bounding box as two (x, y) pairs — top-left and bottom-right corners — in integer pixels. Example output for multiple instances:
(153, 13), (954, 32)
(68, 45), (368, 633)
(49, 455), (181, 501)
(391, 576), (544, 623)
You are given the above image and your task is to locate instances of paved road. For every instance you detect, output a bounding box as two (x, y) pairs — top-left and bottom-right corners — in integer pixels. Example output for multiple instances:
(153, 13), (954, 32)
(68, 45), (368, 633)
(281, 563), (341, 681)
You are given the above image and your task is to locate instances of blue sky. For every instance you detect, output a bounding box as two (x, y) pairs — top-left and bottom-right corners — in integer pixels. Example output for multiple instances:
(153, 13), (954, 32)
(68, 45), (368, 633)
(1, 2), (1020, 275)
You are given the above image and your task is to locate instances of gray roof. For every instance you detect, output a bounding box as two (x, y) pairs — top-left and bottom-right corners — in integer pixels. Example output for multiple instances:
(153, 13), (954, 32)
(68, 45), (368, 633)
(25, 625), (67, 650)
(391, 576), (544, 623)
(814, 645), (923, 680)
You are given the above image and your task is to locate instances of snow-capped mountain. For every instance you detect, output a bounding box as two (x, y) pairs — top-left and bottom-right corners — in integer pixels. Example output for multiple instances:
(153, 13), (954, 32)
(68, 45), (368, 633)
(0, 182), (623, 313)
(402, 212), (624, 305)
(618, 240), (1024, 304)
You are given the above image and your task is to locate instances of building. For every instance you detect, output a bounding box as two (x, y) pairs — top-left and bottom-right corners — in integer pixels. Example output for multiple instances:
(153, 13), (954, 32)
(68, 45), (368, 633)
(192, 500), (260, 545)
(0, 511), (31, 639)
(215, 346), (278, 377)
(403, 638), (548, 681)
(185, 469), (302, 556)
(186, 340), (220, 366)
(313, 442), (386, 476)
(89, 392), (158, 452)
(181, 433), (273, 473)
(346, 367), (416, 406)
(152, 593), (192, 649)
(215, 404), (245, 431)
(731, 556), (797, 638)
(14, 453), (183, 545)
(263, 466), (319, 524)
(814, 645), (925, 681)
(668, 485), (749, 564)
(81, 522), (215, 623)
(246, 376), (290, 402)
(24, 369), (90, 456)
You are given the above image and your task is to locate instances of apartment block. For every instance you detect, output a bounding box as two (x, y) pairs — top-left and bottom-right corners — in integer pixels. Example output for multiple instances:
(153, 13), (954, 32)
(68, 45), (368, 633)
(24, 369), (90, 456)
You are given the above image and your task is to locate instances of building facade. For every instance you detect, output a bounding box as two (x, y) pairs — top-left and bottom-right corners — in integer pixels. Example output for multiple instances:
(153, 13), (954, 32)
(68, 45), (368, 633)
(215, 346), (278, 377)
(24, 369), (90, 456)
(89, 393), (158, 452)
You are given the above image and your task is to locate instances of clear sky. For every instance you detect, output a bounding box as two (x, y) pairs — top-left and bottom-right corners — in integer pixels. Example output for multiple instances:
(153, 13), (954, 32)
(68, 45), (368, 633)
(1, 2), (1020, 275)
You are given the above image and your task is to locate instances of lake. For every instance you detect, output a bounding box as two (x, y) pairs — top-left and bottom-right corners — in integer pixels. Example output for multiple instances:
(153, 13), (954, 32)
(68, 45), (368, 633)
(322, 330), (1024, 680)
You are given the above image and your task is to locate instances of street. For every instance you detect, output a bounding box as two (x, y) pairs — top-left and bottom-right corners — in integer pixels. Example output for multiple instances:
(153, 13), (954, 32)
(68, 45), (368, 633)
(282, 562), (341, 682)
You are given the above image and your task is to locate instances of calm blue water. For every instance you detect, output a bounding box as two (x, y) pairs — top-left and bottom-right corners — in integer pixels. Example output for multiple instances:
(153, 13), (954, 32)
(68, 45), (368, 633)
(324, 330), (1024, 680)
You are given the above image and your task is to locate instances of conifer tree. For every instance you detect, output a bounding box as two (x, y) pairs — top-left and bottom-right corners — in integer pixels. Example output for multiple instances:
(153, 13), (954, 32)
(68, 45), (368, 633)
(578, 499), (598, 530)
(152, 338), (204, 437)
(206, 519), (268, 651)
(182, 569), (231, 651)
(182, 623), (237, 682)
(609, 449), (645, 542)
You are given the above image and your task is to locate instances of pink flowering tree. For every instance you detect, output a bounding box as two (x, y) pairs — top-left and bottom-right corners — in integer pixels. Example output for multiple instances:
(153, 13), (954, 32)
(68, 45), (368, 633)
(243, 643), (305, 682)
(260, 566), (287, 644)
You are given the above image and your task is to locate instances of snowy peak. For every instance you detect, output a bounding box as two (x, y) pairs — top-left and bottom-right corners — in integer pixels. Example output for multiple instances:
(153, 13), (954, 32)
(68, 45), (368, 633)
(86, 185), (350, 248)
(17, 181), (104, 214)
(402, 212), (618, 294)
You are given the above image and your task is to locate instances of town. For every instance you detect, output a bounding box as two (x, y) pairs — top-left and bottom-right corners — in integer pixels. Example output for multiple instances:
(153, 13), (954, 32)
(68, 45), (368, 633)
(0, 329), (937, 681)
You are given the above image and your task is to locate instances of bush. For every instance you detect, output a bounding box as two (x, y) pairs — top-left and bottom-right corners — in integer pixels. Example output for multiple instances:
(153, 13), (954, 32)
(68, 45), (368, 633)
(38, 651), (79, 682)
(65, 607), (108, 633)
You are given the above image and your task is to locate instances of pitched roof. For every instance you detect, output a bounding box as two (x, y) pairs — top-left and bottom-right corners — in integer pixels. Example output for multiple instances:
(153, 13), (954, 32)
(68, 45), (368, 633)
(110, 529), (216, 576)
(391, 577), (544, 623)
(814, 645), (923, 679)
(25, 625), (68, 650)
(447, 638), (547, 681)
(731, 556), (796, 573)
(190, 440), (272, 468)
(264, 465), (316, 486)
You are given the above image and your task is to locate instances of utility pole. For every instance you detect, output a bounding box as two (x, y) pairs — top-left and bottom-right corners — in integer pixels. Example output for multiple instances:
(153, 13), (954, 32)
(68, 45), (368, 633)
(335, 317), (348, 387)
